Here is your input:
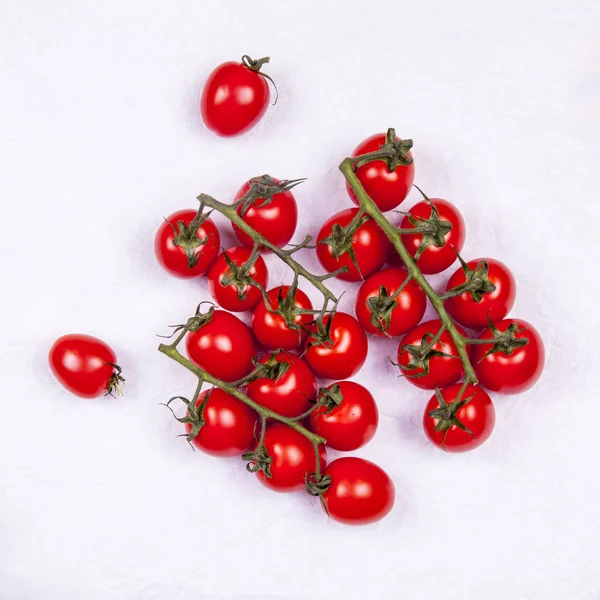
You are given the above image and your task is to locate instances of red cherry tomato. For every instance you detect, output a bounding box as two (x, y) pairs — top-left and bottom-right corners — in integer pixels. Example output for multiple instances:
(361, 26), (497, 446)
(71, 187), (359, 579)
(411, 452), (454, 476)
(305, 312), (368, 380)
(154, 209), (220, 278)
(207, 246), (268, 312)
(186, 310), (256, 382)
(471, 319), (544, 394)
(321, 457), (395, 525)
(49, 334), (123, 398)
(355, 267), (427, 337)
(397, 319), (469, 389)
(445, 258), (516, 330)
(316, 208), (389, 282)
(423, 384), (495, 453)
(310, 381), (378, 451)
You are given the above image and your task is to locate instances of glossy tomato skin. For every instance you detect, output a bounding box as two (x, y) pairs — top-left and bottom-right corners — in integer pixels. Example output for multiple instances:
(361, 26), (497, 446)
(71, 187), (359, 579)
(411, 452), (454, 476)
(355, 267), (427, 337)
(251, 286), (313, 350)
(154, 209), (220, 278)
(397, 319), (469, 390)
(207, 246), (268, 312)
(316, 208), (389, 282)
(200, 61), (269, 137)
(472, 319), (544, 394)
(49, 334), (118, 398)
(321, 458), (395, 525)
(256, 424), (327, 493)
(185, 389), (257, 457)
(305, 312), (368, 380)
(346, 133), (414, 212)
(445, 258), (516, 330)
(186, 310), (256, 382)
(310, 381), (378, 451)
(247, 351), (317, 418)
(423, 384), (495, 453)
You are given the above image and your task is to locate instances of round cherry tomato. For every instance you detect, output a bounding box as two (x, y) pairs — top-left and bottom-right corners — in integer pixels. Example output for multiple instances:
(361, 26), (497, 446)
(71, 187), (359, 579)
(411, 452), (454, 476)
(355, 267), (427, 337)
(397, 319), (469, 389)
(321, 457), (395, 525)
(346, 132), (414, 212)
(309, 381), (378, 451)
(247, 351), (317, 418)
(445, 258), (516, 330)
(471, 319), (544, 394)
(252, 285), (313, 350)
(154, 209), (220, 278)
(200, 57), (270, 137)
(49, 334), (124, 398)
(423, 384), (495, 453)
(186, 310), (256, 382)
(185, 388), (257, 457)
(207, 246), (268, 312)
(316, 208), (389, 282)
(255, 424), (327, 493)
(305, 312), (368, 380)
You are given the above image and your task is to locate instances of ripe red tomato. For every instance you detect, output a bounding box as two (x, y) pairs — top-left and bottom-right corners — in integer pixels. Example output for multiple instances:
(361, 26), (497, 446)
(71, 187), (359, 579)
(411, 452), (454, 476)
(252, 285), (314, 350)
(200, 57), (270, 137)
(309, 381), (378, 451)
(154, 209), (220, 278)
(355, 267), (427, 337)
(445, 258), (516, 330)
(304, 312), (368, 380)
(346, 132), (414, 212)
(207, 246), (268, 312)
(49, 334), (124, 398)
(397, 319), (468, 389)
(321, 457), (395, 525)
(471, 319), (544, 394)
(186, 310), (256, 382)
(255, 424), (327, 493)
(185, 388), (257, 457)
(316, 208), (389, 282)
(423, 384), (495, 453)
(247, 351), (317, 418)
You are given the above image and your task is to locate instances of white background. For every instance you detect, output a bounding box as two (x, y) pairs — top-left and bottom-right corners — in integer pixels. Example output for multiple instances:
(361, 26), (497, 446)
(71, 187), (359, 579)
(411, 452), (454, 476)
(1, 1), (599, 599)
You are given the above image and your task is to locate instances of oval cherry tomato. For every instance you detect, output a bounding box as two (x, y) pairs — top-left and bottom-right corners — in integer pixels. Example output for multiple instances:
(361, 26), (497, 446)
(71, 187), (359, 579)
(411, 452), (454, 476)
(316, 208), (389, 282)
(49, 334), (124, 398)
(207, 246), (268, 312)
(472, 319), (544, 394)
(445, 258), (516, 330)
(423, 384), (495, 453)
(310, 381), (378, 451)
(186, 309), (256, 382)
(355, 267), (427, 337)
(305, 312), (368, 380)
(321, 457), (395, 525)
(154, 209), (220, 278)
(247, 351), (317, 418)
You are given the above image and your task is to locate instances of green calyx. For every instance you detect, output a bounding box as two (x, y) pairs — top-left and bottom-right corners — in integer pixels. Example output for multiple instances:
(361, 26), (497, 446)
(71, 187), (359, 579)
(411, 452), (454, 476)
(399, 331), (455, 380)
(242, 446), (273, 478)
(168, 210), (213, 269)
(240, 56), (279, 104)
(481, 319), (529, 358)
(104, 363), (125, 397)
(446, 255), (496, 302)
(317, 384), (345, 413)
(237, 174), (306, 216)
(318, 213), (368, 278)
(254, 351), (291, 382)
(428, 387), (475, 449)
(219, 248), (262, 301)
(354, 127), (414, 171)
(163, 389), (211, 444)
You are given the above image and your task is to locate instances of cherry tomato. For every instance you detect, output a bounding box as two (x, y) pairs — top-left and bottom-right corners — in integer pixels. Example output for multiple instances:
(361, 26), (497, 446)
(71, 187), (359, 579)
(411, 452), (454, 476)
(49, 334), (124, 398)
(316, 208), (389, 282)
(252, 285), (313, 350)
(186, 310), (256, 382)
(423, 384), (495, 453)
(445, 258), (516, 330)
(355, 267), (427, 337)
(471, 319), (544, 394)
(321, 457), (395, 525)
(207, 246), (268, 312)
(397, 319), (469, 389)
(247, 351), (317, 418)
(154, 209), (220, 278)
(305, 312), (368, 380)
(310, 381), (378, 451)
(346, 132), (414, 212)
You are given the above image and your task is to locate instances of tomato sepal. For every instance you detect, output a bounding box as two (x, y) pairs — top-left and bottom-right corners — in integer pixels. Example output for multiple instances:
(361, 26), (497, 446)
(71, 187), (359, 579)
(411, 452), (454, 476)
(397, 330), (458, 380)
(168, 210), (216, 269)
(445, 254), (497, 302)
(104, 362), (126, 397)
(353, 127), (414, 171)
(428, 386), (475, 450)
